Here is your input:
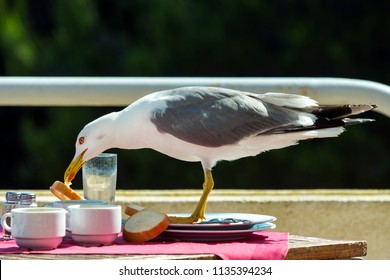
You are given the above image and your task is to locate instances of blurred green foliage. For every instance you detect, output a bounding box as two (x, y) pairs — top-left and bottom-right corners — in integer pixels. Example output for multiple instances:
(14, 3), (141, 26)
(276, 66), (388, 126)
(0, 0), (389, 189)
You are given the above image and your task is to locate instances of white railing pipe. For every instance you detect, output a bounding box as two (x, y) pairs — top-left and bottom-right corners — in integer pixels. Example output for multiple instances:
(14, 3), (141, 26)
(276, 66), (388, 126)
(0, 77), (389, 116)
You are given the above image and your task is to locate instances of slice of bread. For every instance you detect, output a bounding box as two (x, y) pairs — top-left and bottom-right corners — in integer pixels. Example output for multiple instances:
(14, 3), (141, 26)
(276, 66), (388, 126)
(124, 203), (145, 216)
(50, 180), (84, 200)
(122, 209), (170, 242)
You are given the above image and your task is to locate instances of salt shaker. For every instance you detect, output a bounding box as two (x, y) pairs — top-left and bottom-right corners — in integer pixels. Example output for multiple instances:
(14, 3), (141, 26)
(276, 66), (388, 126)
(2, 191), (21, 240)
(19, 192), (37, 208)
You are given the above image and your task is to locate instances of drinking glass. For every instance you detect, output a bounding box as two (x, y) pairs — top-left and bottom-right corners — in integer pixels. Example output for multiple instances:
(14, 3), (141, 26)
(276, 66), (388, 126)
(82, 153), (117, 205)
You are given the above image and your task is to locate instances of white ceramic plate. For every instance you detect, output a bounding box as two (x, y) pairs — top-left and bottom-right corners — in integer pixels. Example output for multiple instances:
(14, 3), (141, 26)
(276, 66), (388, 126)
(158, 222), (276, 242)
(168, 213), (276, 230)
(46, 200), (107, 209)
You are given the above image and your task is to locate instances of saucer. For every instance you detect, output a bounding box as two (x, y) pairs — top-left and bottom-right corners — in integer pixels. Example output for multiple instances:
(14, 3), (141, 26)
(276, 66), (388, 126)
(47, 200), (107, 209)
(14, 236), (64, 250)
(71, 233), (119, 246)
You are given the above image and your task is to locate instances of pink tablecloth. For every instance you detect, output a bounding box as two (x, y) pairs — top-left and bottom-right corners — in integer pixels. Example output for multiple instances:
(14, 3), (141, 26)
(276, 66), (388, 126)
(0, 231), (288, 260)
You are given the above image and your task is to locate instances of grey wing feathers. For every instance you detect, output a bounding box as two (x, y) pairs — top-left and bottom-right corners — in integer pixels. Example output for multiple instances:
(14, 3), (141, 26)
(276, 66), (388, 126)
(150, 87), (316, 147)
(150, 87), (376, 147)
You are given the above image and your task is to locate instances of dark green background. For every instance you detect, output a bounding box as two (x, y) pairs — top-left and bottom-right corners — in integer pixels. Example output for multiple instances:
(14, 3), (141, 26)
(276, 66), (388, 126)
(0, 0), (389, 190)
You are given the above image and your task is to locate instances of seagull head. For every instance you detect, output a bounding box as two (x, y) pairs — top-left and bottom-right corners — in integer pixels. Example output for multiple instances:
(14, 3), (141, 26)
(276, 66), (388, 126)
(64, 112), (118, 185)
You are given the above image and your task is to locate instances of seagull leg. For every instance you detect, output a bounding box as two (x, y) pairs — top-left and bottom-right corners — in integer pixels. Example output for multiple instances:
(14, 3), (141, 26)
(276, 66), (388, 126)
(169, 169), (214, 224)
(192, 169), (214, 220)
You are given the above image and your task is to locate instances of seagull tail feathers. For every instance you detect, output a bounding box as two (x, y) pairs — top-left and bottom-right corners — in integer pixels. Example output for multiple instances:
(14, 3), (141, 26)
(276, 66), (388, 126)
(273, 104), (376, 134)
(311, 105), (377, 132)
(310, 104), (376, 130)
(341, 117), (376, 126)
(311, 104), (377, 120)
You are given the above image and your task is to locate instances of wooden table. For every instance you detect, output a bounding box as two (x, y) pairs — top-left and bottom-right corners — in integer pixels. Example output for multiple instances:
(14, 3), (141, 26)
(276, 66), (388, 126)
(0, 235), (367, 260)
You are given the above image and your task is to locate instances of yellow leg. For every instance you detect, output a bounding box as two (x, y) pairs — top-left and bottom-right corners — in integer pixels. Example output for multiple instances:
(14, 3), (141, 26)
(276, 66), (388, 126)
(169, 169), (214, 224)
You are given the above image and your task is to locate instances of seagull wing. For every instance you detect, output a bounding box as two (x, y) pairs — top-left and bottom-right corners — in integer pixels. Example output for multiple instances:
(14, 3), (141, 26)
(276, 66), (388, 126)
(150, 87), (317, 147)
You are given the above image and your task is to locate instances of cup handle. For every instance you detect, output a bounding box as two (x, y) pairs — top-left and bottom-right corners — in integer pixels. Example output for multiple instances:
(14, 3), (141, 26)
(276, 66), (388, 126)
(1, 212), (12, 232)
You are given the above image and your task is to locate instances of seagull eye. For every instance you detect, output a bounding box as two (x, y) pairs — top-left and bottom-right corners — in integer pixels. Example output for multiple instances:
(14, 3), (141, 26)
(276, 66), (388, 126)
(78, 137), (85, 145)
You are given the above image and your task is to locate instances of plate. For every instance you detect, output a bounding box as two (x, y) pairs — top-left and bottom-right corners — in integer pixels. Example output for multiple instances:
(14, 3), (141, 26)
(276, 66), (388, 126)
(46, 200), (107, 209)
(168, 213), (276, 230)
(157, 222), (276, 242)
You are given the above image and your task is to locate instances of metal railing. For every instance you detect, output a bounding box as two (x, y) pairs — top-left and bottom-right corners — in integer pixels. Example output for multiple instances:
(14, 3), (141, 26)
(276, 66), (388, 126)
(0, 77), (389, 116)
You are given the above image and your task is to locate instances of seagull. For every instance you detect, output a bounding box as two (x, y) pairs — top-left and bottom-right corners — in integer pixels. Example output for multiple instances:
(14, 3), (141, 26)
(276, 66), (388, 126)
(64, 86), (376, 223)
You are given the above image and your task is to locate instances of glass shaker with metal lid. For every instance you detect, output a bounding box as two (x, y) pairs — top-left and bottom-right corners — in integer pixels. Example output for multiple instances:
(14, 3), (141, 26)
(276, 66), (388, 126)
(2, 191), (21, 239)
(19, 192), (37, 208)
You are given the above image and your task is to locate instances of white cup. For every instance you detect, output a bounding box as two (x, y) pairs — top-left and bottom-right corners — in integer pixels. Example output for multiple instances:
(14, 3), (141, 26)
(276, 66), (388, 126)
(1, 207), (66, 250)
(48, 199), (107, 231)
(67, 204), (122, 246)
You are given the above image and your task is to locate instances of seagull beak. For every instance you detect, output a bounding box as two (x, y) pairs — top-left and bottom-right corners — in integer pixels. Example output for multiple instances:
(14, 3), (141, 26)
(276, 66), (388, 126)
(64, 149), (88, 186)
